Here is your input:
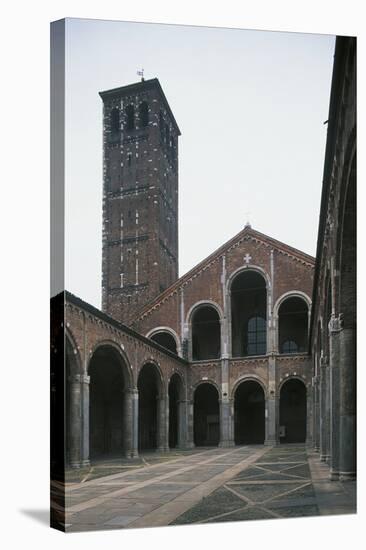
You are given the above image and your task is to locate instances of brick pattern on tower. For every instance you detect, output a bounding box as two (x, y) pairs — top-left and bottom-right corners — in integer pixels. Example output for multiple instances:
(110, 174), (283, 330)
(100, 78), (181, 325)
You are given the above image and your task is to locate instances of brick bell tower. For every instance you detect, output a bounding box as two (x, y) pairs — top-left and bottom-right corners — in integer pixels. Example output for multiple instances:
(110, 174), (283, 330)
(99, 77), (180, 325)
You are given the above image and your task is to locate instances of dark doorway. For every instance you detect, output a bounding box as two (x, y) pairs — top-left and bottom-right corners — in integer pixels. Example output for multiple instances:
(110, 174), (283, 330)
(280, 379), (307, 443)
(138, 363), (161, 451)
(169, 373), (183, 448)
(231, 271), (267, 357)
(279, 297), (308, 353)
(193, 383), (220, 446)
(234, 381), (265, 444)
(192, 306), (221, 360)
(150, 331), (178, 354)
(88, 346), (126, 459)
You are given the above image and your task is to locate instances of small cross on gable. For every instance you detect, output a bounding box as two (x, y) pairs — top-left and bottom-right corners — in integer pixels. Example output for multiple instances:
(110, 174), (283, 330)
(244, 253), (252, 265)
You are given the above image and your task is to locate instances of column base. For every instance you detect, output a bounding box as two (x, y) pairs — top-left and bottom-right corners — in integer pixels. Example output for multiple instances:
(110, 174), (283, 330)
(320, 454), (330, 462)
(156, 446), (169, 453)
(219, 440), (235, 448)
(69, 460), (90, 469)
(124, 450), (138, 459)
(329, 470), (340, 481)
(264, 439), (277, 446)
(339, 471), (356, 482)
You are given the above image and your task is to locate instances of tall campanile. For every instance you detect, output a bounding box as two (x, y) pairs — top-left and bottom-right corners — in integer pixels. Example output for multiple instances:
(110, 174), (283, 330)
(99, 78), (180, 325)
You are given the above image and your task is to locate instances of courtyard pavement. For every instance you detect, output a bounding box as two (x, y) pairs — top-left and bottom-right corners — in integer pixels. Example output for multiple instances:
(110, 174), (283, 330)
(52, 445), (356, 532)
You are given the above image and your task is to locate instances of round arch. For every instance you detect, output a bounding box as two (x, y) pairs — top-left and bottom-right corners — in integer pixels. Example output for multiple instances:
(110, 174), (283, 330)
(146, 327), (181, 356)
(187, 301), (223, 361)
(193, 381), (220, 447)
(273, 291), (311, 318)
(276, 294), (310, 354)
(233, 378), (266, 444)
(279, 377), (307, 443)
(88, 342), (132, 459)
(137, 361), (165, 451)
(88, 339), (134, 388)
(229, 267), (269, 358)
(231, 375), (267, 400)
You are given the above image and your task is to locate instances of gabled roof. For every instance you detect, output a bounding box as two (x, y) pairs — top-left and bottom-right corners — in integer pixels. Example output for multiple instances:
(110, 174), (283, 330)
(134, 225), (315, 321)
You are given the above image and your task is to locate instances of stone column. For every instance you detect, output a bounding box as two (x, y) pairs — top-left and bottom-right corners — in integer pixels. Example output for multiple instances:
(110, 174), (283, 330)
(219, 357), (235, 447)
(339, 326), (356, 481)
(69, 373), (90, 468)
(157, 393), (169, 452)
(186, 399), (195, 448)
(123, 389), (134, 458)
(306, 383), (313, 447)
(265, 355), (277, 445)
(312, 375), (320, 452)
(319, 357), (331, 462)
(329, 315), (342, 479)
(80, 374), (90, 467)
(131, 389), (139, 458)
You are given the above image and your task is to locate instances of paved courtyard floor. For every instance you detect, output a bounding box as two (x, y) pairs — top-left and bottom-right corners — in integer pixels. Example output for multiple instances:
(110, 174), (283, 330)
(52, 445), (356, 532)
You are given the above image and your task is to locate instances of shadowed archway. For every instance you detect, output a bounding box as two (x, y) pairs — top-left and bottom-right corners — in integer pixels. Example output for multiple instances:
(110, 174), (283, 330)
(280, 379), (307, 443)
(138, 363), (163, 451)
(193, 383), (220, 446)
(169, 373), (184, 449)
(234, 380), (265, 444)
(88, 345), (131, 459)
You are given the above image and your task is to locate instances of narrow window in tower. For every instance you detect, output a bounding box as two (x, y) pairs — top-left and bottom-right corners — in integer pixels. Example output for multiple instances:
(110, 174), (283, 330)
(139, 102), (149, 127)
(120, 273), (124, 288)
(110, 107), (120, 135)
(136, 210), (139, 225)
(135, 257), (139, 285)
(127, 152), (132, 167)
(125, 104), (135, 131)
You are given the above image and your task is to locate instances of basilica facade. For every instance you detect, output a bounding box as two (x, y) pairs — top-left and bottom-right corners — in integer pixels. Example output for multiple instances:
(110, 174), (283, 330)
(56, 36), (356, 483)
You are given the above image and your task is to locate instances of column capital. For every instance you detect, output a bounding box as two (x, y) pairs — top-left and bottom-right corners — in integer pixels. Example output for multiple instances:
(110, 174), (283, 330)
(68, 373), (90, 384)
(329, 313), (344, 334)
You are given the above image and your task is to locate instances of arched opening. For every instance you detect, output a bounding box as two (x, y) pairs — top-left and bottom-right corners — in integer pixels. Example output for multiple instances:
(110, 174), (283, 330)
(280, 379), (307, 443)
(193, 383), (219, 446)
(191, 305), (221, 360)
(231, 270), (267, 357)
(110, 107), (120, 134)
(169, 374), (184, 449)
(150, 331), (178, 354)
(279, 297), (308, 353)
(88, 345), (129, 459)
(234, 380), (265, 444)
(125, 104), (135, 131)
(139, 101), (149, 127)
(137, 363), (162, 451)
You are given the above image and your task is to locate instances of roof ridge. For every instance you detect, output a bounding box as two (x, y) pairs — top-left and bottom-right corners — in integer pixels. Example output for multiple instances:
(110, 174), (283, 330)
(133, 227), (315, 321)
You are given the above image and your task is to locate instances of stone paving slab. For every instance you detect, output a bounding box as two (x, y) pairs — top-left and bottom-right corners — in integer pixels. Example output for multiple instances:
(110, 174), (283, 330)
(62, 444), (356, 532)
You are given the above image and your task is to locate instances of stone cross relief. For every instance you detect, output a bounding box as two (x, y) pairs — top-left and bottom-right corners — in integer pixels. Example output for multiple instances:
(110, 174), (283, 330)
(244, 253), (252, 265)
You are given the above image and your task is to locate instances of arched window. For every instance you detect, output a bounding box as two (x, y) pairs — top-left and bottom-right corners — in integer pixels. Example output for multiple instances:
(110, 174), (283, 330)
(246, 316), (266, 355)
(110, 107), (120, 134)
(191, 305), (221, 360)
(231, 270), (267, 357)
(125, 105), (135, 131)
(282, 340), (298, 354)
(139, 102), (149, 127)
(150, 331), (178, 354)
(278, 296), (308, 353)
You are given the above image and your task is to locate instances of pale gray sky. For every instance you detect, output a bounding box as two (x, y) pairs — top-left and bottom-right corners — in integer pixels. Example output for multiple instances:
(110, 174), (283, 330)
(65, 18), (335, 309)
